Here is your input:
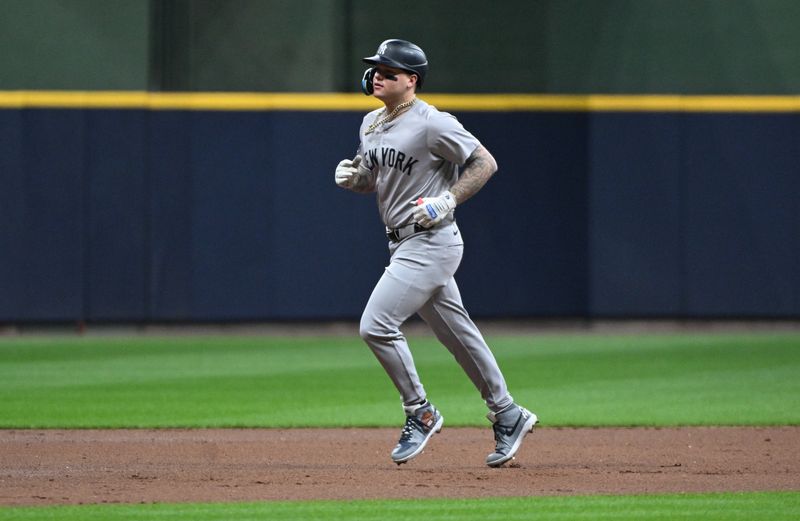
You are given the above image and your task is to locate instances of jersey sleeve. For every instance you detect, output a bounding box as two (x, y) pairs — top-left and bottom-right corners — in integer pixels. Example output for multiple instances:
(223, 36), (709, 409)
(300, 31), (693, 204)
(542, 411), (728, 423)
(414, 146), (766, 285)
(426, 111), (481, 166)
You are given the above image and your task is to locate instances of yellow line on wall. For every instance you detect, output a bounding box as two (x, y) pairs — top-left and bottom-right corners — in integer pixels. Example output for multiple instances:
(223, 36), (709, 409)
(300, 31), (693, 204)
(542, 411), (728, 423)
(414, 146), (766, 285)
(0, 92), (384, 111)
(0, 91), (798, 112)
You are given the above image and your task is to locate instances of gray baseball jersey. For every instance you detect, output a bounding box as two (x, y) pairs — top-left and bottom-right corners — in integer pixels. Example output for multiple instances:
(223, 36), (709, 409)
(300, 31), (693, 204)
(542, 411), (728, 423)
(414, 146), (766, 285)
(348, 98), (514, 414)
(357, 99), (481, 228)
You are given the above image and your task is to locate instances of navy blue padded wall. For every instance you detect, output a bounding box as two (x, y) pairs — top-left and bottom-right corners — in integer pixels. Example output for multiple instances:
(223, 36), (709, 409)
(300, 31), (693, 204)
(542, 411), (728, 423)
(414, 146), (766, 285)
(146, 110), (384, 321)
(84, 110), (148, 320)
(1, 107), (798, 322)
(0, 110), (85, 320)
(588, 112), (685, 316)
(454, 112), (590, 316)
(683, 113), (799, 316)
(0, 110), (24, 319)
(252, 111), (385, 319)
(185, 111), (276, 320)
(147, 111), (193, 320)
(588, 112), (800, 317)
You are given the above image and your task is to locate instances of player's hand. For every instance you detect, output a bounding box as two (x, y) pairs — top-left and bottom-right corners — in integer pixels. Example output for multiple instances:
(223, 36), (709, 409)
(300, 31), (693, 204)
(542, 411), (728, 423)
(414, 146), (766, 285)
(412, 191), (457, 228)
(335, 156), (363, 188)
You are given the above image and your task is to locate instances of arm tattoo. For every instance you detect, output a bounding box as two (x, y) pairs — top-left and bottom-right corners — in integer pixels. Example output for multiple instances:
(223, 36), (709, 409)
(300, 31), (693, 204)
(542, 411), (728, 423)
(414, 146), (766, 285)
(449, 145), (498, 205)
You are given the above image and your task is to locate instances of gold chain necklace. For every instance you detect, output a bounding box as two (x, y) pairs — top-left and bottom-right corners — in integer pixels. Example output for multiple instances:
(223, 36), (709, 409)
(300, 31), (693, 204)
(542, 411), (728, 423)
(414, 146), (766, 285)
(365, 98), (416, 135)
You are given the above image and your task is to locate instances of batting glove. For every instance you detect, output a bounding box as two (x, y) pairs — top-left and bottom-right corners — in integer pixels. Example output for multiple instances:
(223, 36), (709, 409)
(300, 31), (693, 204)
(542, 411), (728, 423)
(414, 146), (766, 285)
(412, 191), (457, 228)
(335, 155), (364, 188)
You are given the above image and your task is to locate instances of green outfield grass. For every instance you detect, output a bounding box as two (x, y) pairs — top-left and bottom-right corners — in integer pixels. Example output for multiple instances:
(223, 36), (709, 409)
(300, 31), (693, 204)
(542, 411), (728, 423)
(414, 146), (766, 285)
(1, 492), (798, 521)
(0, 332), (798, 427)
(1, 331), (798, 519)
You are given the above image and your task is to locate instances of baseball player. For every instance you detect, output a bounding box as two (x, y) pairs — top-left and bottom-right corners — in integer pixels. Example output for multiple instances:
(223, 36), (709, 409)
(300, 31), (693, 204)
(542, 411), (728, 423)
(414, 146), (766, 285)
(334, 39), (537, 467)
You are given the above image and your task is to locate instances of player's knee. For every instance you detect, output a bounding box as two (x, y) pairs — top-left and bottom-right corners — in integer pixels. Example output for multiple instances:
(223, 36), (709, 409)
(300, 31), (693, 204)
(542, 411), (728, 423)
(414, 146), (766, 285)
(359, 314), (377, 341)
(359, 313), (396, 342)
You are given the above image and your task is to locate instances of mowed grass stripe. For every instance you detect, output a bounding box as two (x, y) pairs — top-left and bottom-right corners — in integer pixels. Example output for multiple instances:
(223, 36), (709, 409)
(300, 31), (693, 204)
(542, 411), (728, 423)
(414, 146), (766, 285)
(0, 333), (798, 427)
(1, 492), (799, 521)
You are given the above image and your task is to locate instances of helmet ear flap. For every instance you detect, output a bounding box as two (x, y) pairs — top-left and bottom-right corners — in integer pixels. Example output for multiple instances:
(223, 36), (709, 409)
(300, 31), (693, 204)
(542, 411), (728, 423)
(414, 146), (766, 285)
(361, 67), (376, 95)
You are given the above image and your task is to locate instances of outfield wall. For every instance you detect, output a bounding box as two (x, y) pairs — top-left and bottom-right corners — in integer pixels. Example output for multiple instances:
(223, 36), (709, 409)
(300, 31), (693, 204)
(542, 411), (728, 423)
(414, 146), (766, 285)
(1, 94), (797, 322)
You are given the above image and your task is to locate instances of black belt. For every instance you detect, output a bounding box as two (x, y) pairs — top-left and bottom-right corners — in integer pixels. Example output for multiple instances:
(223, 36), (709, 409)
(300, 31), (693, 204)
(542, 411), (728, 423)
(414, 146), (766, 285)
(386, 223), (427, 243)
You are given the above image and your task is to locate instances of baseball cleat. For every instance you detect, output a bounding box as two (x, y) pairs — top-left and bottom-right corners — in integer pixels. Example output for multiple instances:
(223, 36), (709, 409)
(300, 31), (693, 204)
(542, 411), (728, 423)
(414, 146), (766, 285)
(485, 404), (538, 468)
(391, 401), (444, 465)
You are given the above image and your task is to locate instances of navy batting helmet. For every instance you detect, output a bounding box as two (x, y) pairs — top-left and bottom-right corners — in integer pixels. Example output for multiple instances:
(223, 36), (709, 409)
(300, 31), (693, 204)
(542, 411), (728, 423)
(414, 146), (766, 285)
(361, 39), (428, 94)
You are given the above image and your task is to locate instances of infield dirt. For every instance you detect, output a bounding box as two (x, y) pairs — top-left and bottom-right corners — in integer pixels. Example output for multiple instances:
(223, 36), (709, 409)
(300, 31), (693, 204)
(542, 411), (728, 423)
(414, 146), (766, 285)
(1, 426), (798, 506)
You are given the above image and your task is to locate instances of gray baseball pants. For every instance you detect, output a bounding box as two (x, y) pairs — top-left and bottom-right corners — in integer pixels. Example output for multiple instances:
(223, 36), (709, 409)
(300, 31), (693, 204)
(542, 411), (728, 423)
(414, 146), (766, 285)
(359, 221), (514, 413)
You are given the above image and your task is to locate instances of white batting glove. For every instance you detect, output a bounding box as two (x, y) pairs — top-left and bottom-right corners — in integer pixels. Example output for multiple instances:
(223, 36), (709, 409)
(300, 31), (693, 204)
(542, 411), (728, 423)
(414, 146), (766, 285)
(412, 191), (457, 228)
(334, 155), (364, 188)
